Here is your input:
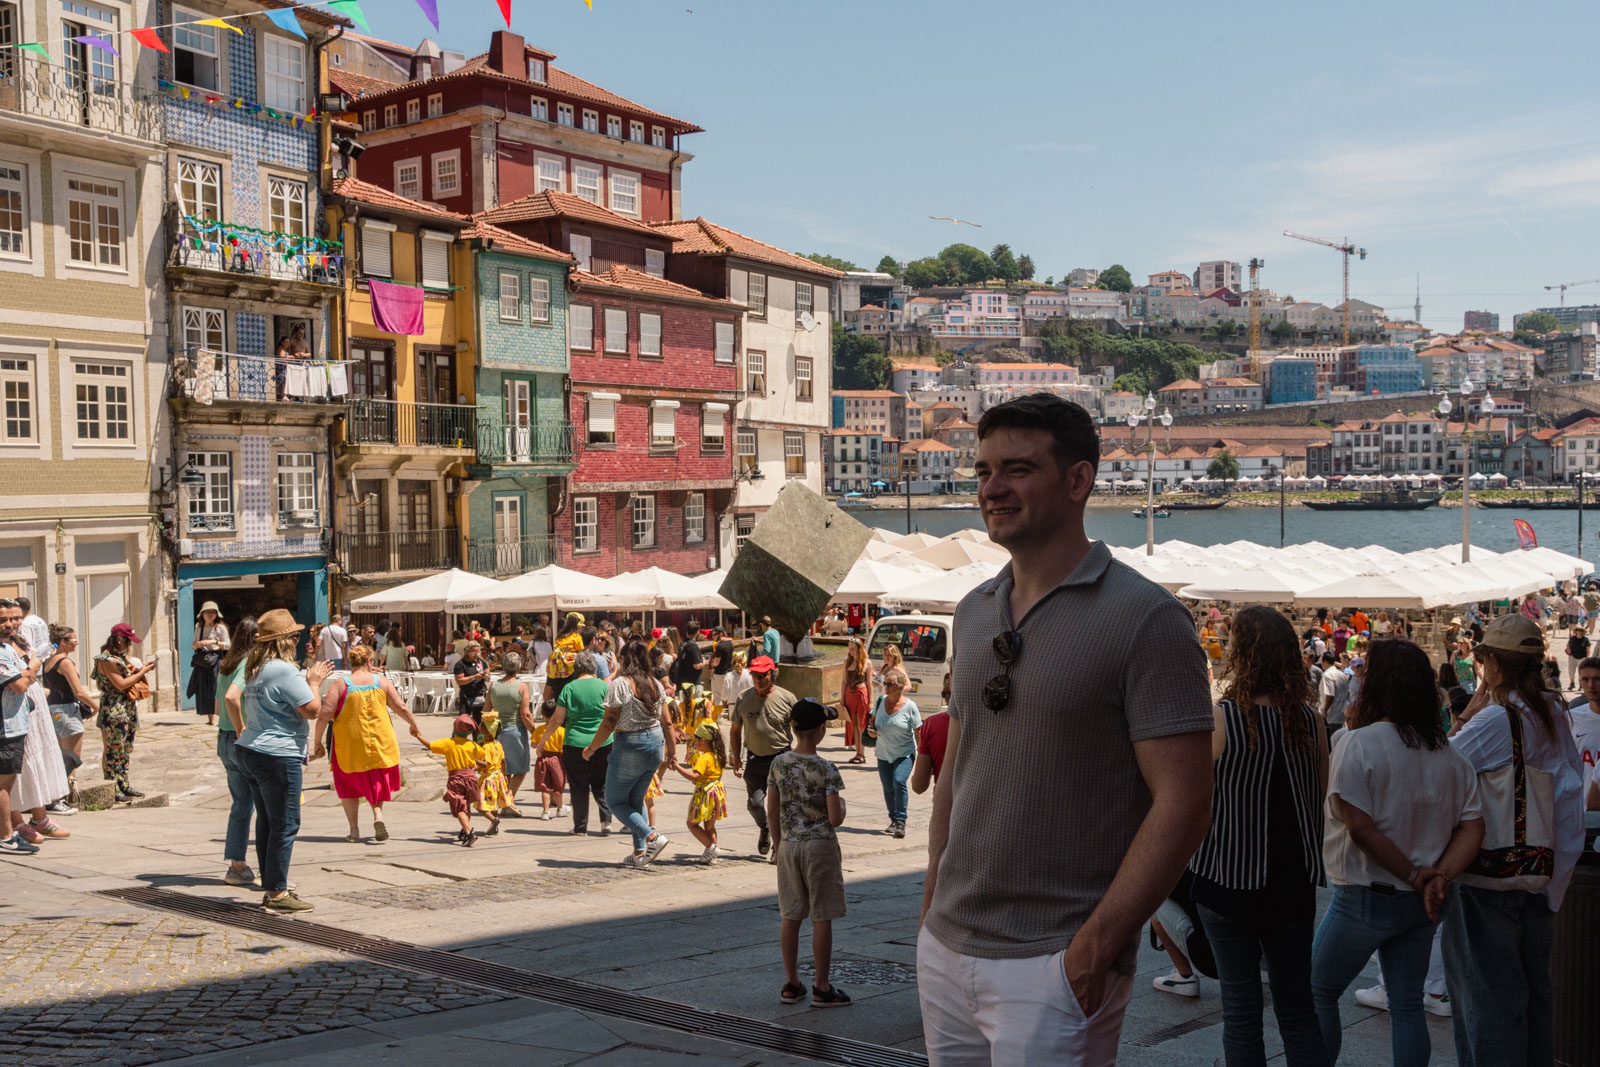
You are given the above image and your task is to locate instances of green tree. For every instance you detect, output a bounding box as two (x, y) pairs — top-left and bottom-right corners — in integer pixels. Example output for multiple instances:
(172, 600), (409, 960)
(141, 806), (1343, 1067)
(939, 243), (997, 285)
(991, 246), (1020, 284)
(1037, 319), (1071, 363)
(904, 256), (950, 288)
(1512, 329), (1545, 348)
(1114, 371), (1151, 395)
(875, 255), (900, 275)
(1517, 311), (1561, 334)
(1270, 319), (1295, 342)
(1018, 254), (1036, 280)
(933, 349), (954, 367)
(1216, 320), (1239, 338)
(831, 322), (891, 390)
(1099, 263), (1133, 292)
(1043, 275), (1054, 286)
(1207, 449), (1240, 484)
(806, 252), (858, 272)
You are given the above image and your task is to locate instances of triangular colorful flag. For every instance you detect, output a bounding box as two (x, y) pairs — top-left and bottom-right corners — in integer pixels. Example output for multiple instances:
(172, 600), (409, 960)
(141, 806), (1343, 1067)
(71, 35), (118, 55)
(328, 0), (370, 33)
(195, 17), (242, 34)
(496, 0), (511, 26)
(413, 0), (439, 31)
(584, 0), (592, 7)
(263, 9), (306, 39)
(16, 42), (49, 60)
(130, 27), (169, 53)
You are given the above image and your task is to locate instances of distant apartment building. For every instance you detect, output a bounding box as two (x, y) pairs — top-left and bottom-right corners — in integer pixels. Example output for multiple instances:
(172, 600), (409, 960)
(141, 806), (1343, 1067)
(1100, 391), (1144, 423)
(1262, 358), (1319, 405)
(1522, 305), (1600, 330)
(1199, 358), (1255, 380)
(1378, 412), (1445, 474)
(1196, 260), (1242, 292)
(832, 390), (903, 435)
(1205, 378), (1266, 414)
(1342, 345), (1425, 395)
(844, 303), (892, 336)
(827, 432), (883, 493)
(1542, 325), (1599, 381)
(1464, 310), (1500, 332)
(836, 271), (908, 322)
(890, 362), (942, 394)
(1158, 379), (1206, 417)
(1025, 287), (1126, 321)
(1148, 270), (1192, 290)
(1331, 421), (1382, 475)
(1066, 268), (1099, 287)
(932, 418), (978, 469)
(903, 296), (941, 324)
(1306, 440), (1334, 477)
(1022, 290), (1070, 319)
(966, 362), (1076, 387)
(1147, 289), (1201, 325)
(920, 400), (967, 436)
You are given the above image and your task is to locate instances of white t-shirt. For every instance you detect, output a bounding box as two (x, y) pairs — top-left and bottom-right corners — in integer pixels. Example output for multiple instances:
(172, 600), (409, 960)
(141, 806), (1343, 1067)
(1325, 722), (1481, 891)
(532, 640), (552, 675)
(443, 652), (461, 671)
(1319, 666), (1349, 724)
(1567, 701), (1600, 780)
(318, 623), (348, 661)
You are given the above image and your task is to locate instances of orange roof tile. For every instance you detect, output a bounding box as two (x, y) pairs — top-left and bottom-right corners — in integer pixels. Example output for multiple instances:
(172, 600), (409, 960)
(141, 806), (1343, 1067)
(572, 265), (734, 307)
(477, 189), (665, 239)
(332, 177), (470, 222)
(1159, 379), (1204, 391)
(460, 218), (572, 263)
(648, 217), (845, 279)
(330, 68), (409, 99)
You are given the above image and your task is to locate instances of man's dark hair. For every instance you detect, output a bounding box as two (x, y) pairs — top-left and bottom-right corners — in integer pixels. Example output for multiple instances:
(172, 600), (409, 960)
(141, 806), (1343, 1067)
(975, 392), (1100, 472)
(1580, 656), (1600, 675)
(1319, 650), (1340, 666)
(0, 599), (16, 611)
(16, 597), (30, 613)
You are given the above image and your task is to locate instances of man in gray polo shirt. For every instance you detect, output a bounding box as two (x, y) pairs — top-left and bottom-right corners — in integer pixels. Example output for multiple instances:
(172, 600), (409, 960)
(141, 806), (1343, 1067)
(918, 393), (1215, 1064)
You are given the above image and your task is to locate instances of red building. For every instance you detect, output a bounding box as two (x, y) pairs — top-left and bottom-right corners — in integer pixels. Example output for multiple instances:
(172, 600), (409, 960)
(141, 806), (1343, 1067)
(331, 30), (701, 220)
(557, 266), (741, 578)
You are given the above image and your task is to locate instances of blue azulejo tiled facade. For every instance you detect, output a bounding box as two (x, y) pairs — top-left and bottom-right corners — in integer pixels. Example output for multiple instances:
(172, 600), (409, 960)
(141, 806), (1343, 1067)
(160, 1), (346, 701)
(464, 248), (575, 578)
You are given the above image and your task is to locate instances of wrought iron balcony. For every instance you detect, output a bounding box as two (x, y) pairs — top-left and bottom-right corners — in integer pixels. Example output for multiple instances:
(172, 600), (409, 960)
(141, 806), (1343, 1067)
(167, 208), (344, 288)
(169, 348), (345, 406)
(0, 53), (163, 141)
(466, 535), (558, 579)
(345, 398), (475, 450)
(338, 528), (461, 576)
(474, 416), (575, 466)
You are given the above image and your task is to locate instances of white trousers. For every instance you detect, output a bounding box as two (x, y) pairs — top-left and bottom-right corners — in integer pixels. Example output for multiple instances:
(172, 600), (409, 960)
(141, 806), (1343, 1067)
(917, 925), (1133, 1066)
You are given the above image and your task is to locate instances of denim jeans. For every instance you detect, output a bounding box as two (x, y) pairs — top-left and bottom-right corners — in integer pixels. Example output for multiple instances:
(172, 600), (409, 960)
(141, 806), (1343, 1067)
(560, 743), (611, 833)
(1198, 903), (1330, 1067)
(877, 753), (912, 823)
(232, 744), (302, 894)
(1440, 882), (1555, 1067)
(604, 726), (664, 852)
(741, 749), (786, 834)
(1310, 885), (1435, 1066)
(214, 730), (254, 865)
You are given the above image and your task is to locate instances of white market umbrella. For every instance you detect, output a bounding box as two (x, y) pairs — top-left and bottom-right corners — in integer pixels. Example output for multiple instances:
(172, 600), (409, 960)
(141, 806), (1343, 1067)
(614, 567), (736, 611)
(867, 527), (896, 543)
(1517, 546), (1594, 581)
(446, 564), (649, 614)
(350, 569), (502, 614)
(890, 531), (941, 551)
(943, 527), (992, 543)
(879, 562), (1002, 613)
(1179, 567), (1298, 604)
(831, 559), (928, 602)
(1297, 572), (1446, 609)
(909, 537), (1010, 570)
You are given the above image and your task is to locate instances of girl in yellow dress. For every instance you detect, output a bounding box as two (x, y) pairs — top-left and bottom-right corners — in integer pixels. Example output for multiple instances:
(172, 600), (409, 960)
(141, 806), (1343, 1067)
(475, 711), (510, 834)
(674, 722), (728, 865)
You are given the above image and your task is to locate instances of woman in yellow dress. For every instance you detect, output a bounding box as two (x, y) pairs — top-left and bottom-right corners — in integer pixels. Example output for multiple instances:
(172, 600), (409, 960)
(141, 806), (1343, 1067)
(312, 644), (423, 843)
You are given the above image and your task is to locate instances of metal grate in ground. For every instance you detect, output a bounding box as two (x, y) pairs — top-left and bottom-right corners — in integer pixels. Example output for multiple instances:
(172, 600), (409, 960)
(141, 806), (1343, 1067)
(1124, 1013), (1221, 1047)
(99, 886), (928, 1067)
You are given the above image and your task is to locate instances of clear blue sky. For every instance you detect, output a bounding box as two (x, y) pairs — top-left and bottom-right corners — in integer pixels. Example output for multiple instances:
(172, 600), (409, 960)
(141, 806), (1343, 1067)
(369, 0), (1599, 332)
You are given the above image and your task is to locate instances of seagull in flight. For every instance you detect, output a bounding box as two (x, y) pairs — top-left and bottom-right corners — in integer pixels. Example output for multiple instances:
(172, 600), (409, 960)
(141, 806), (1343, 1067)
(929, 215), (982, 227)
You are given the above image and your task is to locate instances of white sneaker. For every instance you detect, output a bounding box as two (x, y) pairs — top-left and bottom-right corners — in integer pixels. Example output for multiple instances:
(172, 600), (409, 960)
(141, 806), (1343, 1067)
(558, 805), (572, 816)
(700, 844), (719, 865)
(1423, 993), (1452, 1018)
(1152, 971), (1199, 998)
(644, 833), (671, 865)
(540, 810), (553, 820)
(1354, 985), (1389, 1011)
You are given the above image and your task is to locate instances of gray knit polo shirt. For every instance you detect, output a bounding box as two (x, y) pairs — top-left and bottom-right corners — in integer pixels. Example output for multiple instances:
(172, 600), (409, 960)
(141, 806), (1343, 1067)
(922, 541), (1214, 970)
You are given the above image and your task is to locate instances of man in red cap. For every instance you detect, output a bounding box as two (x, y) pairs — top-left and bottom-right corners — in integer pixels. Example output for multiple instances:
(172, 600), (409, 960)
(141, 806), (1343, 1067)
(729, 655), (797, 857)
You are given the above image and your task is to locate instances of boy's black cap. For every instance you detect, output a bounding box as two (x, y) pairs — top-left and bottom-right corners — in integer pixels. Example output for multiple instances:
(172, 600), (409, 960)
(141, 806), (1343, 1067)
(791, 697), (835, 731)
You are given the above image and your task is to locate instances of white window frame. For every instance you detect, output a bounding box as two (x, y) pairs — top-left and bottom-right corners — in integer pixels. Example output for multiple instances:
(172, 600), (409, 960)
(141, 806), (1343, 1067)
(572, 496), (598, 552)
(651, 125), (665, 148)
(795, 356), (813, 400)
(383, 104), (397, 127)
(187, 451), (233, 531)
(498, 271), (520, 322)
(262, 35), (305, 114)
(420, 230), (451, 290)
(528, 276), (550, 323)
(405, 98), (420, 124)
(645, 247), (665, 278)
(629, 119), (645, 143)
(528, 57), (546, 84)
(360, 219), (395, 278)
(431, 150), (459, 197)
(650, 400), (678, 449)
(535, 154), (563, 194)
(608, 170), (639, 216)
(426, 93), (443, 118)
(530, 96), (548, 121)
(65, 175), (122, 270)
(572, 163), (601, 205)
(171, 7), (221, 92)
(73, 361), (131, 443)
(631, 493), (656, 548)
(570, 233), (592, 272)
(275, 452), (318, 522)
(0, 355), (35, 444)
(785, 431), (806, 477)
(796, 281), (814, 319)
(684, 491), (705, 544)
(176, 157), (220, 227)
(0, 162), (28, 260)
(701, 402), (727, 453)
(394, 157), (422, 201)
(582, 109), (599, 133)
(604, 307), (628, 354)
(569, 303), (593, 350)
(181, 305), (225, 352)
(639, 311), (661, 357)
(736, 428), (757, 474)
(586, 392), (617, 446)
(748, 272), (767, 317)
(361, 110), (375, 131)
(606, 115), (622, 138)
(715, 321), (734, 364)
(557, 102), (574, 126)
(266, 175), (306, 236)
(747, 349), (766, 394)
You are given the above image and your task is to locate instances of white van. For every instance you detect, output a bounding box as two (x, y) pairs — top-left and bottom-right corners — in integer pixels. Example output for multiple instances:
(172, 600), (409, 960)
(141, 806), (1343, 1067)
(867, 614), (954, 711)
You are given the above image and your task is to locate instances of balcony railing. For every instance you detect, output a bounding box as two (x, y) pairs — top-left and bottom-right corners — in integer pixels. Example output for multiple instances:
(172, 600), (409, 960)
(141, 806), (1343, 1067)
(338, 529), (461, 576)
(467, 535), (558, 579)
(474, 416), (575, 466)
(346, 398), (475, 449)
(0, 53), (163, 141)
(169, 348), (349, 405)
(167, 208), (344, 287)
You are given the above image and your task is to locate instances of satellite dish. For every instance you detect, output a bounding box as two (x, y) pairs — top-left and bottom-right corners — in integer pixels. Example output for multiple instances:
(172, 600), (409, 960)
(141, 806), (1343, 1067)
(798, 311), (818, 332)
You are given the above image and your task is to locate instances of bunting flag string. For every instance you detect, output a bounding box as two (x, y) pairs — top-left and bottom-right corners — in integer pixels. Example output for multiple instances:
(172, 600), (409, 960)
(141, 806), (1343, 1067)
(181, 215), (345, 269)
(497, 0), (512, 27)
(414, 0), (440, 32)
(130, 27), (168, 53)
(327, 0), (369, 34)
(263, 8), (307, 39)
(157, 79), (318, 127)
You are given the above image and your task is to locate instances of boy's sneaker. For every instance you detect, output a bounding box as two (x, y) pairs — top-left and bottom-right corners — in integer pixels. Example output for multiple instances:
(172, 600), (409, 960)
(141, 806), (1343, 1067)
(223, 865), (257, 886)
(811, 984), (851, 1008)
(29, 818), (69, 839)
(541, 809), (553, 820)
(45, 800), (76, 816)
(884, 820), (897, 835)
(1153, 971), (1199, 998)
(262, 892), (313, 914)
(644, 834), (671, 865)
(14, 823), (43, 844)
(462, 831), (479, 847)
(0, 833), (39, 855)
(757, 828), (771, 855)
(891, 821), (906, 839)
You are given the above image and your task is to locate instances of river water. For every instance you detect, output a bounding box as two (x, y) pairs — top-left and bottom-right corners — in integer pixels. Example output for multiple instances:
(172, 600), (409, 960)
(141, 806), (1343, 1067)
(861, 504), (1600, 560)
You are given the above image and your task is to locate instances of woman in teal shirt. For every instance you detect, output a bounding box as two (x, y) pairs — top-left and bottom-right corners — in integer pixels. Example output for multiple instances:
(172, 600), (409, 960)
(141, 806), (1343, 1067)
(534, 651), (613, 835)
(868, 667), (922, 839)
(215, 616), (256, 888)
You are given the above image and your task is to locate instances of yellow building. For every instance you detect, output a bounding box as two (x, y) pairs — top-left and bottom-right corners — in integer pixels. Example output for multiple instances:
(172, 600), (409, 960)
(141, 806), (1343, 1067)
(327, 178), (476, 616)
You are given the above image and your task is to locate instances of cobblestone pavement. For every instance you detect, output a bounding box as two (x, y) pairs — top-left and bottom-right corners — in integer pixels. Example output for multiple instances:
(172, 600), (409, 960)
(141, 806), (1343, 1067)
(0, 912), (506, 1067)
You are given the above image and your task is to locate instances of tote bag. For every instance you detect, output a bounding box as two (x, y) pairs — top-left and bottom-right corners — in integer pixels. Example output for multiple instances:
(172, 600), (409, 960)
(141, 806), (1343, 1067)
(1458, 704), (1556, 893)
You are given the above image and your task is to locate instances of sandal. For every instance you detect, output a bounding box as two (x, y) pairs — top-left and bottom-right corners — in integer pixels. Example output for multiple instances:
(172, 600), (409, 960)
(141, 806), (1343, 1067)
(811, 984), (852, 1008)
(779, 982), (806, 1005)
(344, 831), (360, 843)
(848, 754), (867, 764)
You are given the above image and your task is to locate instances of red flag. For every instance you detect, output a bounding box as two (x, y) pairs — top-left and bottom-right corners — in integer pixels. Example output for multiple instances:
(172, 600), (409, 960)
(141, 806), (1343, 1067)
(497, 0), (512, 25)
(131, 27), (169, 52)
(1514, 518), (1538, 550)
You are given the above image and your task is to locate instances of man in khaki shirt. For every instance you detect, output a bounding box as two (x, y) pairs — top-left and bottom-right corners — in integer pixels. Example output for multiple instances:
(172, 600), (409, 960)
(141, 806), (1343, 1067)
(729, 655), (796, 856)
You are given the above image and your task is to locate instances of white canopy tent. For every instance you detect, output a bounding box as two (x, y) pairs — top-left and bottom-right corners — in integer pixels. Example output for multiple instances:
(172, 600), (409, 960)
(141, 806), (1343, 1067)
(613, 567), (737, 611)
(831, 559), (930, 603)
(909, 538), (1010, 571)
(446, 565), (650, 615)
(1179, 568), (1298, 604)
(879, 562), (1002, 614)
(890, 531), (941, 551)
(350, 569), (502, 614)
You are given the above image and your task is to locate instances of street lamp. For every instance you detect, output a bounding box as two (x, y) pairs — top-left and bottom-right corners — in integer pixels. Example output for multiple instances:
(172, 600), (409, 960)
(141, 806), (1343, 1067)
(1128, 391), (1164, 555)
(1440, 379), (1477, 563)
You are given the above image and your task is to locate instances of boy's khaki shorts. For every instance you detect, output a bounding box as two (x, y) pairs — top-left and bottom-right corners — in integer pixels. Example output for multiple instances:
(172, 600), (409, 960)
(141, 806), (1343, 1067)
(776, 836), (846, 922)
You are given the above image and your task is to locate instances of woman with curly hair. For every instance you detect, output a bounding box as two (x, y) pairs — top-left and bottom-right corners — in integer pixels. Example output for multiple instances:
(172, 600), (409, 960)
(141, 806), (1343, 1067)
(1187, 605), (1330, 1067)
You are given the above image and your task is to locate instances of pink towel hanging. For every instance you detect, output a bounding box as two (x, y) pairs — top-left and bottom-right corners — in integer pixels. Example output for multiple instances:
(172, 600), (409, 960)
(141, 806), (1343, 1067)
(368, 278), (426, 336)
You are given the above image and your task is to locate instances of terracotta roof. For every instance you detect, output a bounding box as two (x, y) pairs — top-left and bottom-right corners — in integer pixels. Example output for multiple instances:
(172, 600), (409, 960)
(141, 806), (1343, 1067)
(980, 362), (1075, 370)
(332, 177), (469, 222)
(1206, 378), (1260, 387)
(648, 217), (845, 279)
(938, 419), (977, 430)
(572, 265), (734, 307)
(1557, 418), (1600, 437)
(1160, 379), (1204, 391)
(926, 401), (964, 410)
(478, 190), (664, 239)
(1308, 440), (1332, 448)
(908, 296), (941, 304)
(329, 68), (410, 100)
(836, 390), (900, 398)
(857, 304), (884, 312)
(460, 219), (573, 263)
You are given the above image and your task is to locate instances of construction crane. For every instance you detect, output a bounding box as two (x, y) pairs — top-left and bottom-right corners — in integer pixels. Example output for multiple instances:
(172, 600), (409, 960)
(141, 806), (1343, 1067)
(1247, 257), (1264, 372)
(1283, 231), (1367, 344)
(1544, 277), (1600, 306)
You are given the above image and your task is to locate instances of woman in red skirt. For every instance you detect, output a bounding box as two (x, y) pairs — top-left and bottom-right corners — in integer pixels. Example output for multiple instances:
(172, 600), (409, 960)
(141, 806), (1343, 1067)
(312, 644), (424, 842)
(841, 637), (871, 764)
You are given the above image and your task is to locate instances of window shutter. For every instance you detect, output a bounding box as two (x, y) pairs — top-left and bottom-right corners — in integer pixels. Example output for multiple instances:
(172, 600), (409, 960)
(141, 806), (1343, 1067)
(640, 313), (661, 356)
(588, 395), (617, 434)
(703, 402), (727, 440)
(651, 400), (679, 443)
(361, 221), (394, 278)
(420, 233), (450, 289)
(729, 268), (748, 305)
